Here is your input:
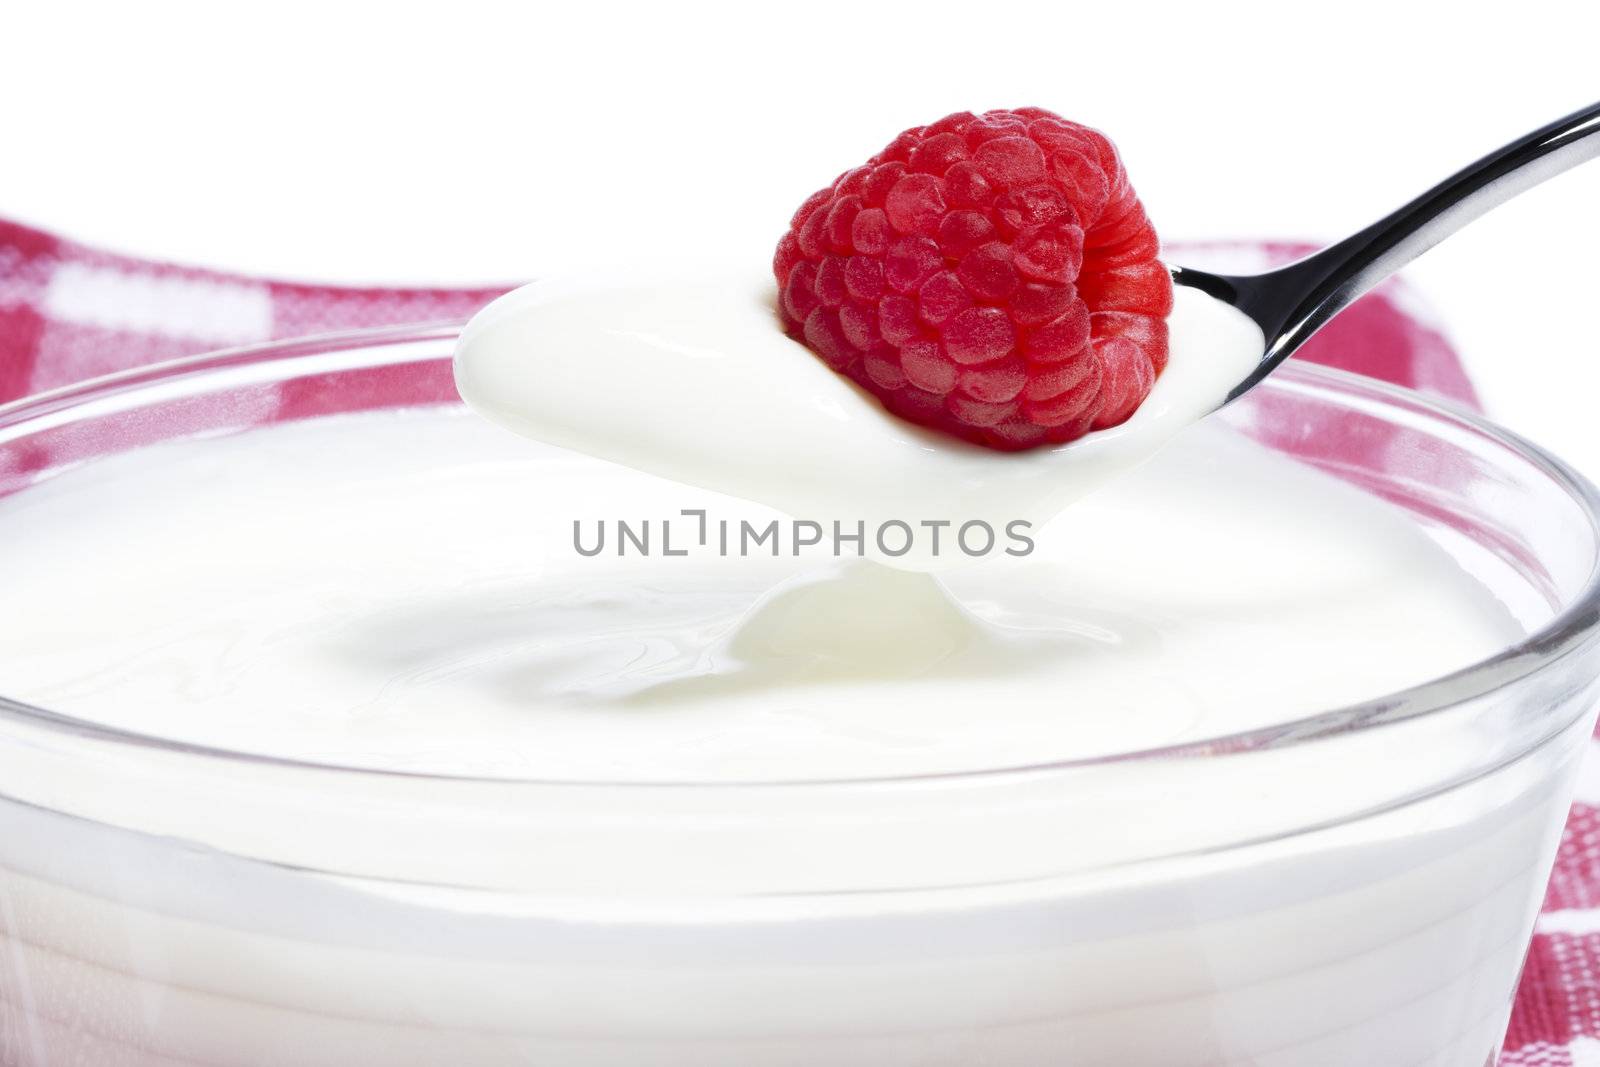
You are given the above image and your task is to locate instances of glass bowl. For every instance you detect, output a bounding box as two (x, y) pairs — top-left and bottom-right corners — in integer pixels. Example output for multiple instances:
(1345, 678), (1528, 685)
(0, 326), (1597, 1067)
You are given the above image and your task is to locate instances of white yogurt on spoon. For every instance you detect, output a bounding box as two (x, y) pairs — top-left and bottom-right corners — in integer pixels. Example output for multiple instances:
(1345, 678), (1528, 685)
(453, 270), (1263, 564)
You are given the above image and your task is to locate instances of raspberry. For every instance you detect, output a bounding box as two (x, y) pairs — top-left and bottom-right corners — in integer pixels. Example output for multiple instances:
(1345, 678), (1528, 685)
(774, 108), (1172, 450)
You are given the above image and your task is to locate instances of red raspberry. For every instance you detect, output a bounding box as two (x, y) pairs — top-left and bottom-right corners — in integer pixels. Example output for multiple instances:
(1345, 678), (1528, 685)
(774, 108), (1172, 451)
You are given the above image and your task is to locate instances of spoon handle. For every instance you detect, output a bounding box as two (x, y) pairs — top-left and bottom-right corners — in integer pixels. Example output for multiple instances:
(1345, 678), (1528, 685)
(1178, 99), (1600, 398)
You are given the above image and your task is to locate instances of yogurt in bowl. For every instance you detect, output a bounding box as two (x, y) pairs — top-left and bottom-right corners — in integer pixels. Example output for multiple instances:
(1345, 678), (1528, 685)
(0, 327), (1595, 1066)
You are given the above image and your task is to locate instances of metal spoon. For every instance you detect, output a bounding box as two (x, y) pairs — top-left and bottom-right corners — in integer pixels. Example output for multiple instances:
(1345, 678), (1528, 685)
(1172, 100), (1600, 403)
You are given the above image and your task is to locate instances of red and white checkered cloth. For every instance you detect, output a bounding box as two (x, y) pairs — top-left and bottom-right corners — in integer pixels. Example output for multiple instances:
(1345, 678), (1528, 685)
(0, 217), (1593, 1063)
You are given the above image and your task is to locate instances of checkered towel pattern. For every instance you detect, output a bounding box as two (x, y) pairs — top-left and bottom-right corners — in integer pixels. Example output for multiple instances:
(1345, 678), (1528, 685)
(1, 216), (1593, 1064)
(0, 219), (505, 402)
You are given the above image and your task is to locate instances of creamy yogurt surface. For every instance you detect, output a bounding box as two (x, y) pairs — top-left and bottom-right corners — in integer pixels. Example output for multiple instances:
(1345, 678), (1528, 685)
(0, 274), (1517, 782)
(0, 406), (1519, 781)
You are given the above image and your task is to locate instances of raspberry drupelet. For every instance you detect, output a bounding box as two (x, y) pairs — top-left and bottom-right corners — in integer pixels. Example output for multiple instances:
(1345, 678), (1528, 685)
(774, 108), (1173, 451)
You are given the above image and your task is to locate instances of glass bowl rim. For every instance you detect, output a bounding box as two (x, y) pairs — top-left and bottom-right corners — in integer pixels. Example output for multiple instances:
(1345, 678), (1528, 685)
(1, 322), (1598, 790)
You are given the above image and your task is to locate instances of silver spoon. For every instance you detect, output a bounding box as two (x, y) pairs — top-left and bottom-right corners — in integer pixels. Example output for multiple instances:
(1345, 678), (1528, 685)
(1173, 100), (1600, 402)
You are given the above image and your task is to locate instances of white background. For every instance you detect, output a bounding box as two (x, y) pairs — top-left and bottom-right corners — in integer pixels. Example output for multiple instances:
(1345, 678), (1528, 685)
(6, 0), (1599, 474)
